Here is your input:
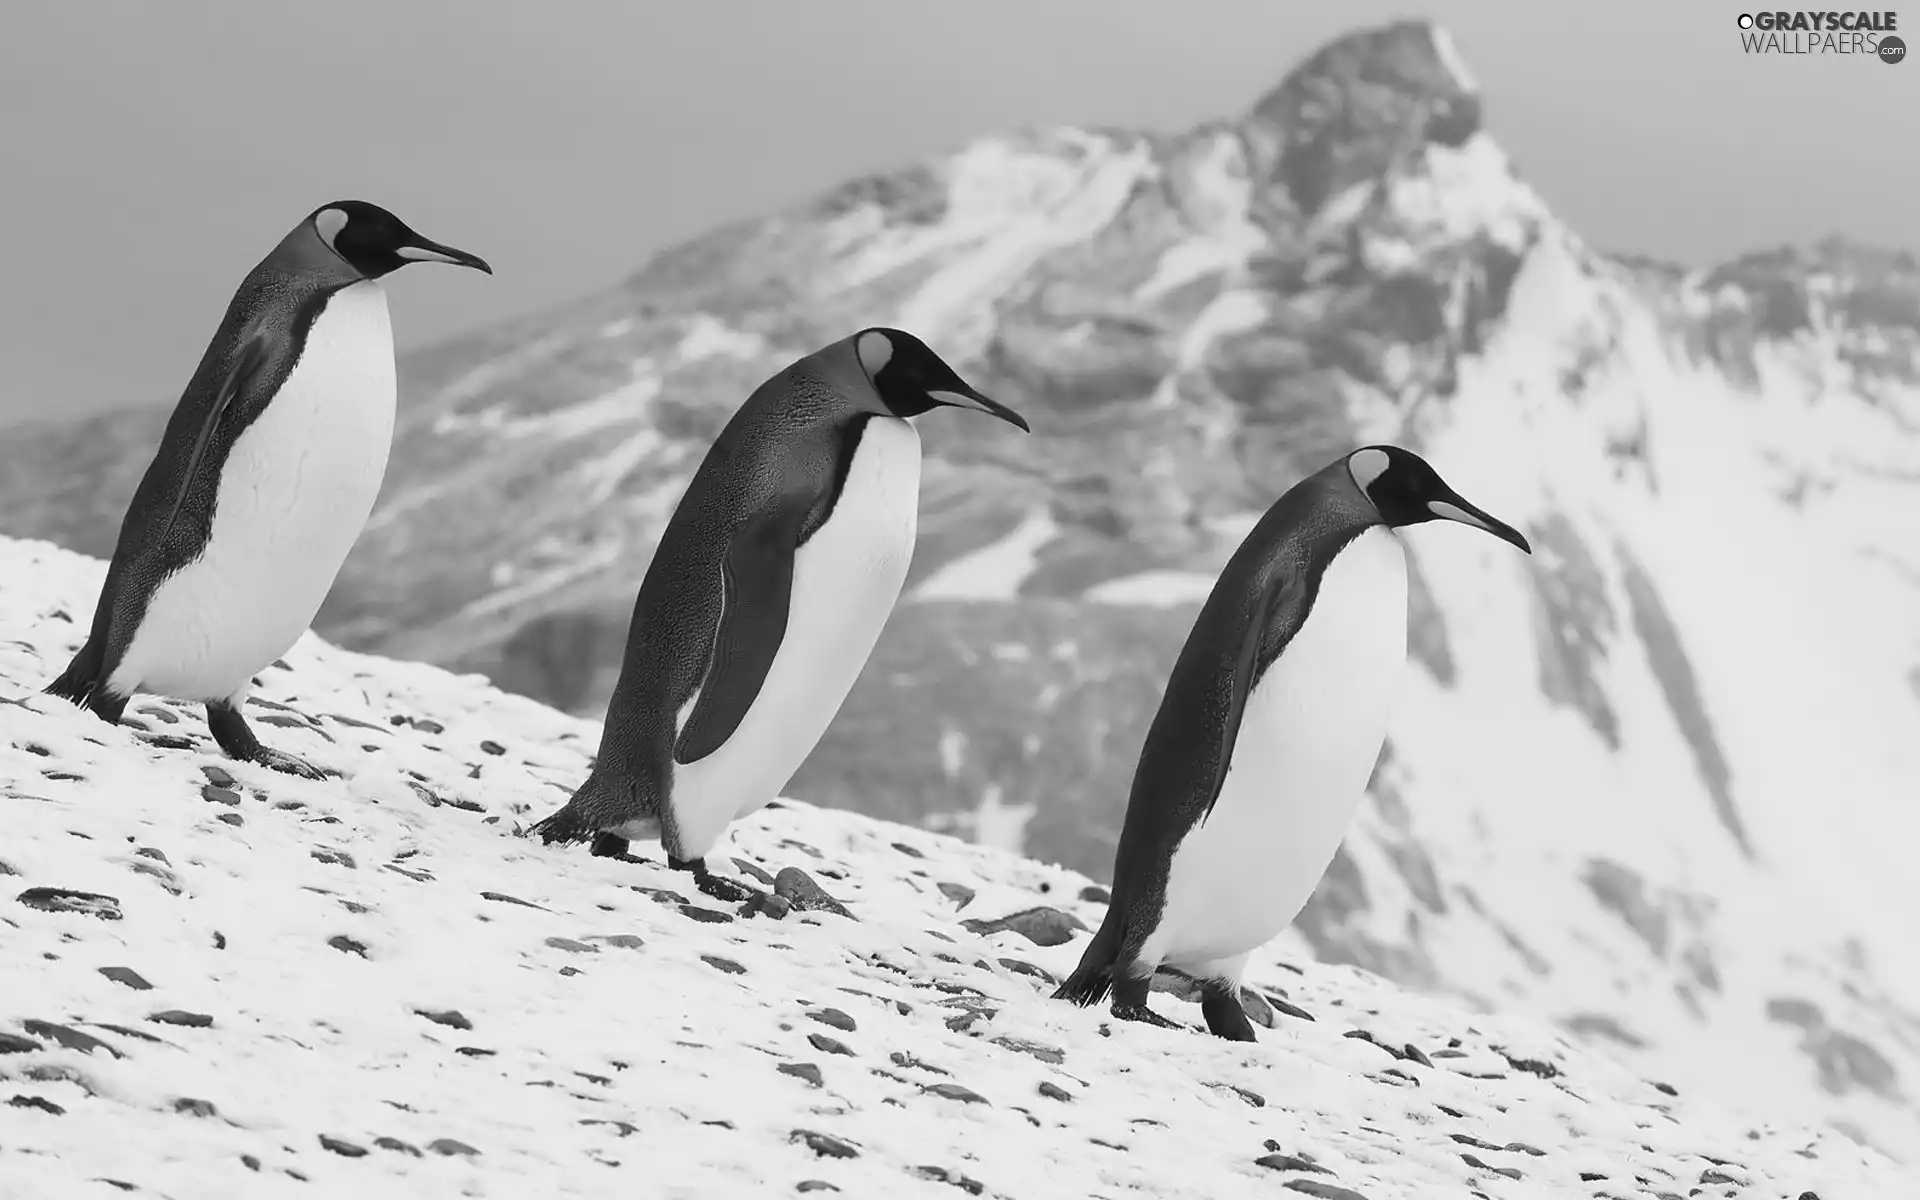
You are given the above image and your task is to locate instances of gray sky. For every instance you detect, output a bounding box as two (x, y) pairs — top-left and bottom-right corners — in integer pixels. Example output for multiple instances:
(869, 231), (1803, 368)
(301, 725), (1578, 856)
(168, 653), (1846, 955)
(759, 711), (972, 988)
(2, 1), (1912, 424)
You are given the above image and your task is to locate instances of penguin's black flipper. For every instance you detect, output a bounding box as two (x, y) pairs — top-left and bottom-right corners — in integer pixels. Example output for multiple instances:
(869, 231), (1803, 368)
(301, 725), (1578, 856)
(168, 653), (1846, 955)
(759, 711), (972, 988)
(153, 331), (274, 551)
(673, 503), (807, 766)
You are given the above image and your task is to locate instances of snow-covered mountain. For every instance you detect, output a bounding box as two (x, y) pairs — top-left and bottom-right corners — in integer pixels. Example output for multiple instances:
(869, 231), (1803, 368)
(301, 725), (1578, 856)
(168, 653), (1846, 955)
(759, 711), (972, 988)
(2, 534), (1914, 1199)
(3, 18), (1918, 1162)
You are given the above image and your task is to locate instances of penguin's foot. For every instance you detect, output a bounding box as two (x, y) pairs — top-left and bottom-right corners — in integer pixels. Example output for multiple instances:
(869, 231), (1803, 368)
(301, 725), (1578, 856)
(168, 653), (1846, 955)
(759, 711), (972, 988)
(668, 855), (762, 905)
(205, 700), (331, 779)
(1111, 1003), (1183, 1031)
(589, 832), (652, 866)
(1200, 988), (1258, 1042)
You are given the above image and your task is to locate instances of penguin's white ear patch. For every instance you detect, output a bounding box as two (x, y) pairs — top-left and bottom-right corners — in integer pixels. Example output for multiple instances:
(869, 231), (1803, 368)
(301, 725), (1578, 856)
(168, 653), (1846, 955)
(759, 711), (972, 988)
(314, 207), (349, 252)
(1427, 499), (1491, 531)
(855, 329), (894, 378)
(1347, 447), (1391, 495)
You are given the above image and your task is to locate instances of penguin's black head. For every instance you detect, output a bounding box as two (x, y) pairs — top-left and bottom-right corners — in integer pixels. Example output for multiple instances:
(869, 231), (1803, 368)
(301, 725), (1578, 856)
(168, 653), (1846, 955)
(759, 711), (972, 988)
(308, 200), (493, 280)
(1346, 445), (1532, 554)
(852, 328), (1030, 432)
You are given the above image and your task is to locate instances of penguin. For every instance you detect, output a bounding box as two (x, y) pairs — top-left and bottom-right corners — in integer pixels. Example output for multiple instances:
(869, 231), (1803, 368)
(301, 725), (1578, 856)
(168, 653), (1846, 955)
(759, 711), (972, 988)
(531, 328), (1029, 902)
(44, 201), (491, 777)
(1052, 445), (1532, 1039)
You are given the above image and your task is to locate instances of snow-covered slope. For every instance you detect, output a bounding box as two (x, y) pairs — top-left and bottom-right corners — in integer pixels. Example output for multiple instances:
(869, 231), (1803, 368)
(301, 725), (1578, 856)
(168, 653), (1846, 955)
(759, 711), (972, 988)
(3, 14), (1918, 1168)
(2, 536), (1912, 1200)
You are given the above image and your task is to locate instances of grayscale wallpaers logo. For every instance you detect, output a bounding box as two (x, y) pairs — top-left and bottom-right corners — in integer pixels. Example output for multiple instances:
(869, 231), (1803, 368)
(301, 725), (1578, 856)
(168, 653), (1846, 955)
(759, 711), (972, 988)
(1736, 10), (1905, 60)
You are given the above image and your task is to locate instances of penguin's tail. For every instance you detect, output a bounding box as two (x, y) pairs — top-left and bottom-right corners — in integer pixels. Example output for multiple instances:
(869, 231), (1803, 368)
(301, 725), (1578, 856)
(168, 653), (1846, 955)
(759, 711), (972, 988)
(44, 641), (125, 723)
(1051, 913), (1124, 1008)
(529, 771), (640, 846)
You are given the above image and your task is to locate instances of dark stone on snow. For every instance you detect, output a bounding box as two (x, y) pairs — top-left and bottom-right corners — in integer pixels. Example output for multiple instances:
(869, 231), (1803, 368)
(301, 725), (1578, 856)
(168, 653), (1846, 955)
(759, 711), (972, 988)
(731, 857), (778, 886)
(1652, 1079), (1678, 1095)
(479, 740), (506, 756)
(416, 1009), (472, 1031)
(923, 1082), (988, 1105)
(1578, 1172), (1607, 1181)
(374, 1136), (422, 1156)
(990, 1036), (1064, 1065)
(998, 957), (1057, 985)
(322, 1134), (367, 1158)
(1460, 1153), (1523, 1180)
(779, 1062), (824, 1088)
(1037, 1081), (1073, 1102)
(791, 1129), (859, 1158)
(480, 891), (550, 911)
(774, 868), (854, 919)
(98, 967), (152, 991)
(148, 1010), (213, 1028)
(0, 1033), (41, 1054)
(796, 1183), (839, 1194)
(806, 1007), (857, 1032)
(22, 1021), (121, 1057)
(1078, 884), (1112, 903)
(455, 1047), (495, 1057)
(1257, 1153), (1332, 1174)
(310, 847), (354, 869)
(1266, 994), (1315, 1021)
(411, 719), (446, 735)
(1283, 1182), (1370, 1200)
(328, 936), (369, 957)
(17, 887), (122, 920)
(586, 934), (646, 950)
(174, 1098), (218, 1117)
(143, 735), (196, 750)
(701, 955), (747, 975)
(959, 906), (1086, 947)
(891, 841), (925, 859)
(631, 886), (689, 907)
(216, 811), (244, 827)
(807, 1033), (853, 1057)
(428, 1138), (480, 1156)
(9, 1095), (63, 1114)
(741, 891), (792, 920)
(680, 905), (734, 925)
(544, 937), (597, 954)
(890, 1051), (948, 1076)
(201, 785), (241, 806)
(936, 882), (975, 908)
(912, 1165), (985, 1194)
(1498, 1051), (1559, 1079)
(201, 764), (236, 787)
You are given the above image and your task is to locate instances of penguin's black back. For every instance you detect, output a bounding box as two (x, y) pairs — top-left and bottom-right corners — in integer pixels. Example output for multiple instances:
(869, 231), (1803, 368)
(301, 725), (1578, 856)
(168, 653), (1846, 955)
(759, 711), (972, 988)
(580, 358), (882, 816)
(47, 226), (361, 712)
(1058, 458), (1382, 1000)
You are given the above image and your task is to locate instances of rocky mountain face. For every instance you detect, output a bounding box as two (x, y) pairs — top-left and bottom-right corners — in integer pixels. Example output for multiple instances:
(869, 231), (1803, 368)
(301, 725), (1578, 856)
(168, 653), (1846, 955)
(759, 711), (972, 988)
(3, 20), (1918, 1159)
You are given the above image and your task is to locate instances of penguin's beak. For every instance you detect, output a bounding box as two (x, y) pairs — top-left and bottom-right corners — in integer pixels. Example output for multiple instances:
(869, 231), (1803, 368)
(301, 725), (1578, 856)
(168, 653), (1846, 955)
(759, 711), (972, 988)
(396, 239), (494, 275)
(925, 385), (1031, 433)
(1427, 495), (1532, 555)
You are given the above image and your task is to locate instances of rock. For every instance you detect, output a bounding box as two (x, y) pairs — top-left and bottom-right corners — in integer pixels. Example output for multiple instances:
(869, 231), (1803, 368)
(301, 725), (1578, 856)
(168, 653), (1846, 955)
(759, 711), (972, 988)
(9, 1095), (64, 1114)
(778, 1062), (824, 1088)
(923, 1082), (988, 1105)
(806, 1007), (857, 1033)
(1078, 884), (1112, 903)
(454, 1047), (494, 1057)
(1283, 1181), (1370, 1200)
(374, 1136), (422, 1156)
(201, 785), (241, 806)
(1256, 1153), (1331, 1174)
(479, 739), (506, 756)
(791, 1129), (859, 1158)
(959, 906), (1086, 948)
(1498, 1051), (1559, 1078)
(544, 937), (598, 954)
(889, 1051), (949, 1076)
(311, 847), (355, 869)
(585, 934), (646, 950)
(319, 1135), (367, 1157)
(1402, 1043), (1433, 1068)
(990, 1036), (1064, 1065)
(912, 1166), (985, 1194)
(701, 955), (747, 975)
(328, 935), (369, 957)
(0, 1033), (43, 1055)
(17, 887), (122, 920)
(631, 886), (689, 907)
(1459, 1153), (1522, 1180)
(891, 841), (925, 858)
(411, 718), (445, 734)
(1652, 1079), (1678, 1096)
(796, 1182), (839, 1194)
(148, 1010), (214, 1028)
(1266, 993), (1316, 1021)
(731, 857), (778, 886)
(173, 1098), (218, 1117)
(741, 891), (792, 920)
(1037, 1081), (1073, 1102)
(774, 868), (854, 919)
(680, 905), (734, 925)
(22, 1021), (121, 1058)
(216, 811), (244, 827)
(936, 882), (975, 908)
(98, 967), (153, 991)
(997, 957), (1058, 985)
(416, 1009), (472, 1031)
(807, 1033), (853, 1057)
(428, 1138), (480, 1157)
(479, 890), (550, 911)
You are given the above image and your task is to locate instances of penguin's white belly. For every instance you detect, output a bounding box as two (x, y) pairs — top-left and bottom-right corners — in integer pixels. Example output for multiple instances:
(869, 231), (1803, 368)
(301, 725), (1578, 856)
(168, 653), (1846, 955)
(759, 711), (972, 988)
(1146, 525), (1409, 972)
(667, 416), (922, 858)
(112, 281), (396, 702)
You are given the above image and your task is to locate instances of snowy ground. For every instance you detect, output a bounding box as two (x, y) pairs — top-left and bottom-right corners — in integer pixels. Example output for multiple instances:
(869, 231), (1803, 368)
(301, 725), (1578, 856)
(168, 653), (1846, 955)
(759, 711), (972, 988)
(2, 535), (1912, 1200)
